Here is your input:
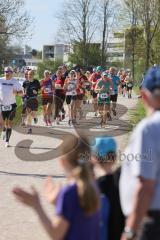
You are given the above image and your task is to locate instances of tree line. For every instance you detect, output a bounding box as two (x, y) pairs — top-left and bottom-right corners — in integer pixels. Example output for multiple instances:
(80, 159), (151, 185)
(1, 0), (160, 84)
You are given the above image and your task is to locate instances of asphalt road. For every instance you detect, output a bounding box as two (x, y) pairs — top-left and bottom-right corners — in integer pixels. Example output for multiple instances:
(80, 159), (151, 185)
(0, 94), (138, 240)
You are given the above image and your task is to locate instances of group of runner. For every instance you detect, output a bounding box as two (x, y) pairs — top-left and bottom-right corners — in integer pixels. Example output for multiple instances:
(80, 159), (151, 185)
(0, 65), (133, 147)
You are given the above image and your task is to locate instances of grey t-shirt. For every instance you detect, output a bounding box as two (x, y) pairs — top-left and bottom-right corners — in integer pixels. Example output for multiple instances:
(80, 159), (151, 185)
(119, 111), (160, 216)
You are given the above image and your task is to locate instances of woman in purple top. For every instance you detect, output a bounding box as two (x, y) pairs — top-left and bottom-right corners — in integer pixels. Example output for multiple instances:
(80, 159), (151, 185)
(12, 138), (100, 240)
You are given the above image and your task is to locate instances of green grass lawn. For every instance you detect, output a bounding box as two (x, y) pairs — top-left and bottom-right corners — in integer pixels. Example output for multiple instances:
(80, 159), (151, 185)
(129, 87), (146, 126)
(13, 96), (22, 126)
(129, 99), (146, 126)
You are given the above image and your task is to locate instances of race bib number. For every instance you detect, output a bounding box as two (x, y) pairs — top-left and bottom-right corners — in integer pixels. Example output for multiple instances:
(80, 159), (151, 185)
(55, 84), (62, 89)
(44, 87), (51, 93)
(110, 90), (115, 95)
(2, 105), (12, 111)
(100, 93), (109, 99)
(71, 91), (77, 96)
(66, 91), (76, 96)
(128, 83), (133, 88)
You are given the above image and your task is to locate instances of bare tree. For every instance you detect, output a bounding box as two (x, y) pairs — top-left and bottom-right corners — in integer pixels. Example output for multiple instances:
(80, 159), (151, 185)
(0, 0), (32, 39)
(57, 0), (99, 66)
(98, 0), (117, 66)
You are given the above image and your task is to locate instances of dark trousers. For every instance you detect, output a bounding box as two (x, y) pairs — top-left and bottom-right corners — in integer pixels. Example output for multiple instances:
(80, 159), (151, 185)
(138, 211), (160, 240)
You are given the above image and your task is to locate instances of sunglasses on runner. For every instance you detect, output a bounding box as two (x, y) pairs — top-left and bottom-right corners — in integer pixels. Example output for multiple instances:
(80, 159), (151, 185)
(4, 71), (13, 73)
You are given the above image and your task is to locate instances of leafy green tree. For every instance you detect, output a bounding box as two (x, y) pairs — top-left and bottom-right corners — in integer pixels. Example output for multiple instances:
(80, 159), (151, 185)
(37, 60), (63, 79)
(69, 41), (101, 67)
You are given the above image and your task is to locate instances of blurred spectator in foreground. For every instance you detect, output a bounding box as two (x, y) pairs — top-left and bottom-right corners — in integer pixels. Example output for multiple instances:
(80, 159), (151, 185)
(120, 66), (160, 240)
(92, 137), (125, 240)
(12, 138), (101, 240)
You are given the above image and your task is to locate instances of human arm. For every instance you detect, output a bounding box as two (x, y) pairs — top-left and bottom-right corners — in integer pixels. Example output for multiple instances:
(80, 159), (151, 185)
(95, 81), (104, 93)
(121, 127), (157, 240)
(13, 81), (23, 96)
(121, 177), (155, 240)
(43, 176), (61, 204)
(12, 186), (69, 240)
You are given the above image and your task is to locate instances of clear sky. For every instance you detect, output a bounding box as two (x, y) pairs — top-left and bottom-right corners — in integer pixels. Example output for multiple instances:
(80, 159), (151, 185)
(24, 0), (64, 50)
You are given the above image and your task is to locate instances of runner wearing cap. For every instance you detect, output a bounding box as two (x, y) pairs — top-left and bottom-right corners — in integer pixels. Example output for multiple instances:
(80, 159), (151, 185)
(95, 72), (113, 127)
(0, 67), (23, 147)
(41, 70), (54, 126)
(89, 66), (103, 116)
(22, 70), (41, 134)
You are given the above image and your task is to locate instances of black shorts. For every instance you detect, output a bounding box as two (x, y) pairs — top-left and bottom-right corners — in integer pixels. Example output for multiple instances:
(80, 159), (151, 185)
(1, 103), (17, 121)
(110, 94), (118, 102)
(66, 95), (77, 105)
(76, 94), (84, 101)
(91, 90), (97, 99)
(85, 85), (91, 91)
(26, 98), (38, 111)
(126, 85), (133, 91)
(42, 97), (53, 106)
(121, 83), (126, 89)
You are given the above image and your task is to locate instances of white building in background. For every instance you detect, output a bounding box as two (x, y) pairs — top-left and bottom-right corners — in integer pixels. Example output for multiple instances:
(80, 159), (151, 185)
(106, 32), (125, 64)
(42, 44), (71, 62)
(24, 58), (43, 71)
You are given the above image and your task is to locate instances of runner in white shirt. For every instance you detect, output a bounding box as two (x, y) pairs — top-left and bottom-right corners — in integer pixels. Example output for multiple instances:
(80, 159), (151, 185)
(64, 70), (77, 125)
(0, 66), (23, 147)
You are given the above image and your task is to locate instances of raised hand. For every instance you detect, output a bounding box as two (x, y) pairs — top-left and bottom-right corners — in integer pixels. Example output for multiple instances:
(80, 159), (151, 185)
(43, 176), (61, 204)
(12, 186), (40, 209)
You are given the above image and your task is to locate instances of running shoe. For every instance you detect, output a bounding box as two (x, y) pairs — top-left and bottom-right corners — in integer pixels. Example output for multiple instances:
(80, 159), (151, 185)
(79, 110), (83, 120)
(112, 109), (116, 116)
(59, 115), (62, 122)
(56, 118), (60, 125)
(1, 131), (6, 141)
(68, 120), (72, 126)
(27, 128), (32, 134)
(107, 112), (112, 121)
(5, 142), (9, 148)
(62, 113), (65, 120)
(48, 120), (52, 126)
(44, 120), (48, 126)
(100, 120), (105, 128)
(34, 118), (38, 124)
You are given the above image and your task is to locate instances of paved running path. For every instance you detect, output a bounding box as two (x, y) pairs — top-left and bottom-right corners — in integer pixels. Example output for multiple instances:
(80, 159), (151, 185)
(0, 94), (138, 240)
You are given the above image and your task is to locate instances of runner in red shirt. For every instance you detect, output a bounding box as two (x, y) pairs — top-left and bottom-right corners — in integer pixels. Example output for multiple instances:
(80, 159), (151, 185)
(54, 69), (65, 125)
(41, 70), (54, 126)
(89, 66), (103, 116)
(75, 69), (87, 121)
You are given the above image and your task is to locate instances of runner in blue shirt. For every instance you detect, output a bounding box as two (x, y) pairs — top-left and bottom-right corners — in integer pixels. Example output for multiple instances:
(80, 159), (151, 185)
(109, 67), (120, 116)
